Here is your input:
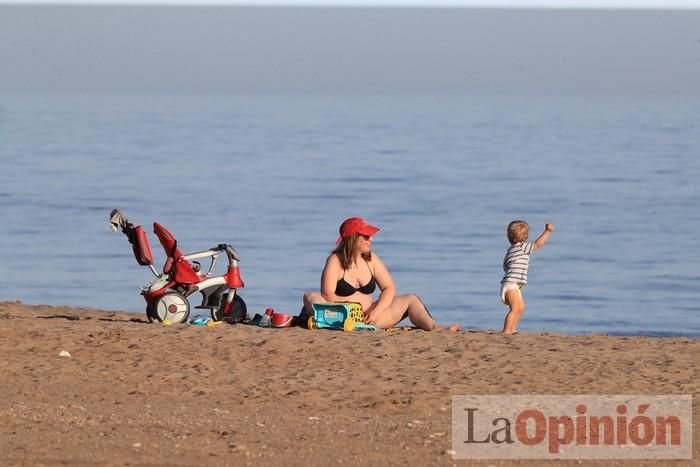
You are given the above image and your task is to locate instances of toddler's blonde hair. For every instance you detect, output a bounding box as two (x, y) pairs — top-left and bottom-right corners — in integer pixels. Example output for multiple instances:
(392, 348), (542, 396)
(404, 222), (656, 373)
(507, 220), (529, 244)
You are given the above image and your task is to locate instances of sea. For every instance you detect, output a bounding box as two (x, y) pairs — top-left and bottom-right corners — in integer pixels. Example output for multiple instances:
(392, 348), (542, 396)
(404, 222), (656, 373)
(0, 93), (697, 337)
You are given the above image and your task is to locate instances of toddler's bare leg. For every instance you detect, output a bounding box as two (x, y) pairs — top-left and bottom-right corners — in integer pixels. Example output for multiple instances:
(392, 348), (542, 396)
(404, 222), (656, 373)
(502, 289), (525, 334)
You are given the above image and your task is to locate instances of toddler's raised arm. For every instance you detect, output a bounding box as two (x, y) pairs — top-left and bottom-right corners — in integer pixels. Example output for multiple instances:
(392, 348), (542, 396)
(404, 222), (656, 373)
(533, 223), (554, 249)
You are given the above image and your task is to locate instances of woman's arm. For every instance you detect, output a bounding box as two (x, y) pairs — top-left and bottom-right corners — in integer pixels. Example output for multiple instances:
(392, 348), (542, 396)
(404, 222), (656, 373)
(364, 254), (396, 322)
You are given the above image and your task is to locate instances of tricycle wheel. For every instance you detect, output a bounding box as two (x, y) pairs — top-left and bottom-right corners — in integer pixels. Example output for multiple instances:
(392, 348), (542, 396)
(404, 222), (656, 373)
(211, 294), (247, 323)
(152, 291), (190, 324)
(146, 302), (157, 323)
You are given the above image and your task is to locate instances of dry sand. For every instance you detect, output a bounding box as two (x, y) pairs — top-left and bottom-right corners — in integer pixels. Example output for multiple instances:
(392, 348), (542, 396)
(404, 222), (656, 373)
(0, 301), (697, 466)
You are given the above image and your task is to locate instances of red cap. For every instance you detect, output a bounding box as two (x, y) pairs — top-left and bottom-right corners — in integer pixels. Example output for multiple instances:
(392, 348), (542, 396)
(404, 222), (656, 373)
(336, 217), (380, 245)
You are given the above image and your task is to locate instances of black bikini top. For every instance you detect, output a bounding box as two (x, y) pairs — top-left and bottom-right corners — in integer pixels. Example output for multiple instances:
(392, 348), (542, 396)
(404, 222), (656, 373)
(335, 259), (377, 297)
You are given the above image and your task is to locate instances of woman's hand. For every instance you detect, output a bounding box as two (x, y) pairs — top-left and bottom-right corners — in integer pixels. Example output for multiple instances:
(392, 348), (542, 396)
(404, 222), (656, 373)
(363, 302), (379, 324)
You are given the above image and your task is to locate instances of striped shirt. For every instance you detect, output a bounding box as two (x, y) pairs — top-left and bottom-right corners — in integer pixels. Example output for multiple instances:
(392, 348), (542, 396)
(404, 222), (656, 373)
(501, 241), (534, 285)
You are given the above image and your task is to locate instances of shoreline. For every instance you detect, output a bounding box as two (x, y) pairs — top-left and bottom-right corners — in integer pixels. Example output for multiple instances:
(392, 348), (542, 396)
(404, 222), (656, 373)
(1, 301), (698, 466)
(6, 299), (698, 340)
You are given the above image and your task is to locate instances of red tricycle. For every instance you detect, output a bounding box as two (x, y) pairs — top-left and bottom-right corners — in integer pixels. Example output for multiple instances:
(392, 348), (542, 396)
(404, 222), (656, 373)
(109, 209), (246, 324)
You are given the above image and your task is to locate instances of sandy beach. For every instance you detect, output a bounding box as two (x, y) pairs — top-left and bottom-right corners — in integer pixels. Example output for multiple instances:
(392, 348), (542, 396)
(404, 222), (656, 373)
(0, 300), (697, 466)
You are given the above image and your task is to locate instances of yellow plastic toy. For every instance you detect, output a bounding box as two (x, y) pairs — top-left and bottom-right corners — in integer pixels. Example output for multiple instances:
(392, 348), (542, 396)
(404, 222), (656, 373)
(308, 302), (377, 332)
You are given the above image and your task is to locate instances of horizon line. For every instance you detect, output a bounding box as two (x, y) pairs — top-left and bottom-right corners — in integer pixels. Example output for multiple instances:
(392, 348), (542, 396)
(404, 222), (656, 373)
(1, 0), (699, 9)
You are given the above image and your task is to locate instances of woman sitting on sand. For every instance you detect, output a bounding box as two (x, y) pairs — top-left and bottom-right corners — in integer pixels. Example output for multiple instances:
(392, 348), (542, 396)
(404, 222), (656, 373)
(302, 217), (459, 332)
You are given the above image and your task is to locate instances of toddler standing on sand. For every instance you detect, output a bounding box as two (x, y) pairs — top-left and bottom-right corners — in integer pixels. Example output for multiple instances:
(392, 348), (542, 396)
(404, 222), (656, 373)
(501, 220), (554, 334)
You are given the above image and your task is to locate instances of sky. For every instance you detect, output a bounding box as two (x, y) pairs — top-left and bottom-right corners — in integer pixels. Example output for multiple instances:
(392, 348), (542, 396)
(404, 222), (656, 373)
(1, 3), (699, 95)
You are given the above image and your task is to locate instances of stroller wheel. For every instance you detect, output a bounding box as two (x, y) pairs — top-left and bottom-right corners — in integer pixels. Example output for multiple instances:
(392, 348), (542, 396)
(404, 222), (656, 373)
(211, 294), (247, 323)
(152, 291), (190, 324)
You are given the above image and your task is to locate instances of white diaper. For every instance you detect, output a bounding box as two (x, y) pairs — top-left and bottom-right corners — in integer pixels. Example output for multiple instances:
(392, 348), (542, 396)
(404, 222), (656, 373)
(500, 282), (523, 304)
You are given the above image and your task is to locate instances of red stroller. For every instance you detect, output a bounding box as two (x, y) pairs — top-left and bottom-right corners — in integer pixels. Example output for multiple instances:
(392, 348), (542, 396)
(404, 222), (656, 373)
(109, 209), (246, 324)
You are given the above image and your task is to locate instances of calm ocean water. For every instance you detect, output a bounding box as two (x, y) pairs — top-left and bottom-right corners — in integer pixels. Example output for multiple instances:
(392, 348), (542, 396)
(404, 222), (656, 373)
(0, 94), (697, 336)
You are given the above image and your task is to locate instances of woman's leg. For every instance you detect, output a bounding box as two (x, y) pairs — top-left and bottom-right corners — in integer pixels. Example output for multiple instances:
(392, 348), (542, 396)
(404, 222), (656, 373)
(302, 291), (325, 315)
(373, 294), (459, 331)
